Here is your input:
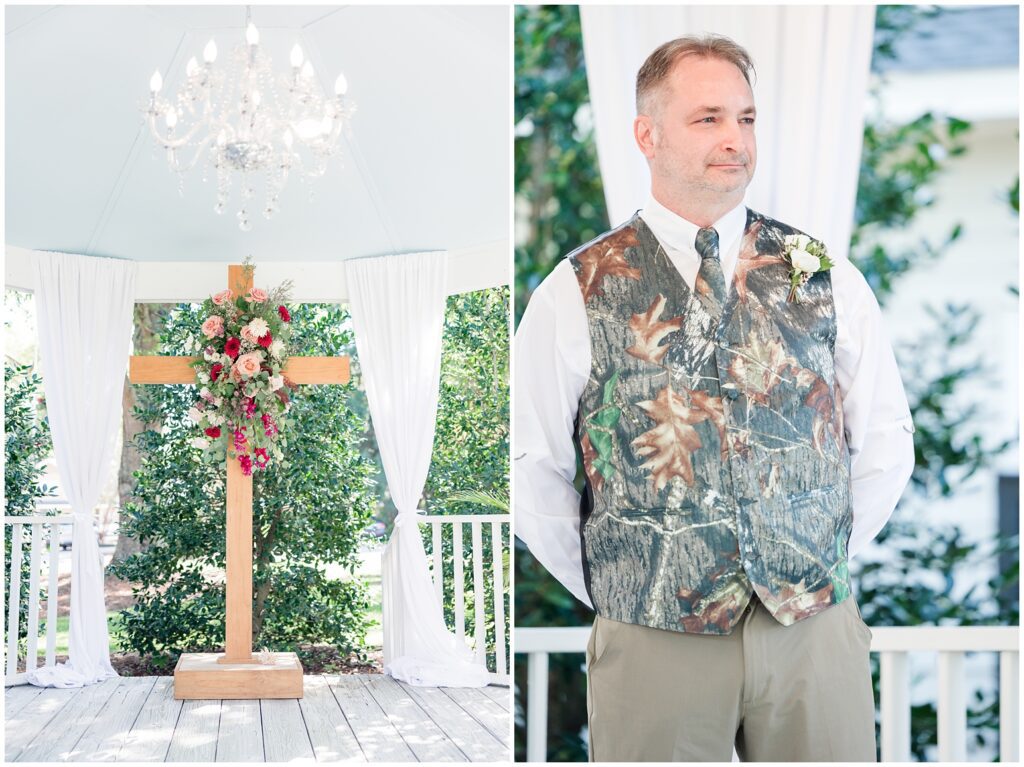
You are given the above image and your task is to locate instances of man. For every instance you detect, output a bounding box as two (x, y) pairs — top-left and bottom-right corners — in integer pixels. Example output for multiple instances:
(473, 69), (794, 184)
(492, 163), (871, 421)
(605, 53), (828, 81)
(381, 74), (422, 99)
(515, 34), (915, 762)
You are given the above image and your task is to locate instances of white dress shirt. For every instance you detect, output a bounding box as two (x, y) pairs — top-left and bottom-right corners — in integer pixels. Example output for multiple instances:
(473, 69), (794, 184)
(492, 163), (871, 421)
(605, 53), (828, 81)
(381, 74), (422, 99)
(514, 195), (916, 609)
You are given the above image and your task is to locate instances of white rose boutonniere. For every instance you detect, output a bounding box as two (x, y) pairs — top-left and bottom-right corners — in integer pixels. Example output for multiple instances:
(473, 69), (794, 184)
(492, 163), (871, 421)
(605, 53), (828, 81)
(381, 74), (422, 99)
(782, 233), (834, 303)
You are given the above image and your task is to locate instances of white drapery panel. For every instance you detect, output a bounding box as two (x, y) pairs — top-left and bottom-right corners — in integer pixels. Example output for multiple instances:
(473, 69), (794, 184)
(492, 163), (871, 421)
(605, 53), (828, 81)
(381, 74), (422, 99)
(345, 251), (489, 687)
(580, 6), (876, 260)
(26, 252), (136, 688)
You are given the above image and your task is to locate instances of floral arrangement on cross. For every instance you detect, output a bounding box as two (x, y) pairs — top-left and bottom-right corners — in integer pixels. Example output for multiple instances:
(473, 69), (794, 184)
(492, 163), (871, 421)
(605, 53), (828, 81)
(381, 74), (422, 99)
(187, 262), (295, 476)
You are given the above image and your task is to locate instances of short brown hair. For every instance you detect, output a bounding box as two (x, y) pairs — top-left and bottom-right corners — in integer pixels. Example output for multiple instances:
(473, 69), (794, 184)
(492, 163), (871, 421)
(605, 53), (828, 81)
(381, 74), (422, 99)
(636, 34), (756, 115)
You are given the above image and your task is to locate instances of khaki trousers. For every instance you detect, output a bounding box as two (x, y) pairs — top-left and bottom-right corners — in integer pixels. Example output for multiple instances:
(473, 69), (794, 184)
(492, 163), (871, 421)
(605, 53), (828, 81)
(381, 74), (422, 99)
(585, 594), (876, 762)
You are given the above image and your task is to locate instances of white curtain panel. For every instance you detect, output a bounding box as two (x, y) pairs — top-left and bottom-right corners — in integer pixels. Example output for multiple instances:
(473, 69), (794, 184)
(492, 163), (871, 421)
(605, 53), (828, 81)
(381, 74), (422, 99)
(580, 5), (876, 260)
(25, 252), (136, 688)
(346, 251), (489, 687)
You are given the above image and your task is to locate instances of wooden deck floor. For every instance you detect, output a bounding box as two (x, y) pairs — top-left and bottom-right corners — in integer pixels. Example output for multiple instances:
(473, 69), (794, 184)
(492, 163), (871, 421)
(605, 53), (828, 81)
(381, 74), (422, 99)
(5, 675), (510, 762)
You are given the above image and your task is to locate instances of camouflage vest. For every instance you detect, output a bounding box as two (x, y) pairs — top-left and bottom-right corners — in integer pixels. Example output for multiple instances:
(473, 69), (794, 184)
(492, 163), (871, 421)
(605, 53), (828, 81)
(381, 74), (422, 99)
(570, 208), (853, 634)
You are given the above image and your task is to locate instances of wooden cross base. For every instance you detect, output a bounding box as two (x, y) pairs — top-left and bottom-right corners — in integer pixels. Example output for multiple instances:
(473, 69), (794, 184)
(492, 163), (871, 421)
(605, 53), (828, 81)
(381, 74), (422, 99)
(173, 652), (303, 700)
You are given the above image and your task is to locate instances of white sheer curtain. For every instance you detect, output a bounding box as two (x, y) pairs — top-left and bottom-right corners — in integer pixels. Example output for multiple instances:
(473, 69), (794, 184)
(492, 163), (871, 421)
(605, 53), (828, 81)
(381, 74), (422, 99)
(345, 251), (489, 687)
(580, 5), (876, 260)
(25, 252), (136, 688)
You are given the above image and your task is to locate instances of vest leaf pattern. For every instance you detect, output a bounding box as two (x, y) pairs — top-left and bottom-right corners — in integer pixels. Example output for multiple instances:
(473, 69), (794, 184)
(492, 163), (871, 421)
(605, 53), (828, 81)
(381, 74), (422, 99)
(569, 209), (854, 634)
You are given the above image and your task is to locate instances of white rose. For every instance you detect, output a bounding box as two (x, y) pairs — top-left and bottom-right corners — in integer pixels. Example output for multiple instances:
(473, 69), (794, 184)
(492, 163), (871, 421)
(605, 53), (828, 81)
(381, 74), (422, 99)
(790, 249), (821, 273)
(269, 374), (284, 391)
(187, 407), (203, 424)
(197, 372), (210, 384)
(246, 317), (270, 338)
(269, 339), (285, 358)
(203, 349), (218, 362)
(199, 387), (211, 399)
(191, 437), (210, 450)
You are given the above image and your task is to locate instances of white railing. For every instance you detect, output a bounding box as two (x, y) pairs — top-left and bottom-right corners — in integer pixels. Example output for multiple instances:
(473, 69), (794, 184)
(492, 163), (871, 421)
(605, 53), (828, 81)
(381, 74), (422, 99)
(4, 514), (73, 686)
(516, 625), (1020, 763)
(421, 514), (510, 685)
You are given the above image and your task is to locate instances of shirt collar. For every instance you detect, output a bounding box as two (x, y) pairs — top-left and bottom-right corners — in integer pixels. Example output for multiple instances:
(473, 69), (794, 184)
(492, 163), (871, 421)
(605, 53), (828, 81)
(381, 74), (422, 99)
(640, 195), (748, 257)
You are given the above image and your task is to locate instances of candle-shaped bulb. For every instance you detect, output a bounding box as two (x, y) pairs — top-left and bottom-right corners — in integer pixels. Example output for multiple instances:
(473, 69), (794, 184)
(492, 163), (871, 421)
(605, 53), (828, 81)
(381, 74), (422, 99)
(150, 70), (163, 93)
(246, 22), (259, 46)
(165, 107), (178, 128)
(334, 72), (348, 96)
(203, 39), (218, 64)
(290, 44), (304, 68)
(186, 57), (198, 77)
(283, 129), (294, 149)
(300, 61), (314, 80)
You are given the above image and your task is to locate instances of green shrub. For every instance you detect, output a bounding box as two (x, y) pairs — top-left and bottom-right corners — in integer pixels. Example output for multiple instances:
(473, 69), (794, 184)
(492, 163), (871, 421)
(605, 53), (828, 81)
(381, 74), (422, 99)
(4, 361), (58, 652)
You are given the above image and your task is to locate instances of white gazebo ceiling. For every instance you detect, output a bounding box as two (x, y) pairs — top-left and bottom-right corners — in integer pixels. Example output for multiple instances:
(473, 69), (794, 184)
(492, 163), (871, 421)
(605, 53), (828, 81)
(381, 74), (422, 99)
(5, 5), (509, 285)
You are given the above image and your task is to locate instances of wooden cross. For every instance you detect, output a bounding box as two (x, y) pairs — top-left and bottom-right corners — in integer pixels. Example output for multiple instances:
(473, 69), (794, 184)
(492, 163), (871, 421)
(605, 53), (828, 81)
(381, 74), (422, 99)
(129, 265), (348, 696)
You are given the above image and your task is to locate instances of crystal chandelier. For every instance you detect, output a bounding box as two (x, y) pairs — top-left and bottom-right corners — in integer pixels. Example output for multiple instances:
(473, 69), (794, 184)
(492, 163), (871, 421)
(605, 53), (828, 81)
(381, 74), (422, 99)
(144, 9), (354, 231)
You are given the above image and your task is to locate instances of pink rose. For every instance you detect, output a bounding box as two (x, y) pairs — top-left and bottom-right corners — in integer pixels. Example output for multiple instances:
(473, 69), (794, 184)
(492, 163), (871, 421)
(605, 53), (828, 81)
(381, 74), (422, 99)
(233, 351), (263, 378)
(201, 315), (225, 339)
(241, 325), (259, 344)
(248, 287), (268, 303)
(212, 289), (234, 306)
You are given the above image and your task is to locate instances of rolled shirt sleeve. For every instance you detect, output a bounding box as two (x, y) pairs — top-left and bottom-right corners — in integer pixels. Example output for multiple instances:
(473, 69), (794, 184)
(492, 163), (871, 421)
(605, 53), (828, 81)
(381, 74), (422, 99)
(513, 260), (594, 608)
(832, 258), (916, 558)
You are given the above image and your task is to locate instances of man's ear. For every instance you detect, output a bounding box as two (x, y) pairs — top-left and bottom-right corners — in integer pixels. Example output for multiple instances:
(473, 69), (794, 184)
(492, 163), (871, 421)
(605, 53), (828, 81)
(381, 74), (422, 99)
(634, 114), (656, 159)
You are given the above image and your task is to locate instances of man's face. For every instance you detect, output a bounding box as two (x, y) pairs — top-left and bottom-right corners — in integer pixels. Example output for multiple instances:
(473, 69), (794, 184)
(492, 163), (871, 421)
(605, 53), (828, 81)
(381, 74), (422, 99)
(636, 55), (757, 203)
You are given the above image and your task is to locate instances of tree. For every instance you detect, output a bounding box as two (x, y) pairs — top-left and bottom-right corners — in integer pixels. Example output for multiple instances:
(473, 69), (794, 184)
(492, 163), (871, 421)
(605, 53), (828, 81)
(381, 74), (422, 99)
(113, 303), (168, 564)
(108, 302), (378, 666)
(4, 361), (58, 655)
(424, 287), (511, 673)
(514, 5), (609, 324)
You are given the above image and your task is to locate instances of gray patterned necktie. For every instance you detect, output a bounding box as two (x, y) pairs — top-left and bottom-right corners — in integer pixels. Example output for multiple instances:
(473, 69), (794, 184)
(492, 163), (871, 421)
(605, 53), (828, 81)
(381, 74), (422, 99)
(695, 226), (726, 318)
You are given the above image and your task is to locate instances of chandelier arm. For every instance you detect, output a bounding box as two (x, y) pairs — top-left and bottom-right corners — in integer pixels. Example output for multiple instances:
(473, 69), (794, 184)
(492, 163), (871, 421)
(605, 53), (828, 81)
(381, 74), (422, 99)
(147, 113), (211, 151)
(167, 134), (220, 175)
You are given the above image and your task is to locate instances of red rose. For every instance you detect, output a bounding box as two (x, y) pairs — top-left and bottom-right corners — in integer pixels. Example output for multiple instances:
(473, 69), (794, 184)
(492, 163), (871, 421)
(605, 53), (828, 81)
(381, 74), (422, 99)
(258, 332), (273, 348)
(278, 305), (291, 322)
(224, 337), (241, 359)
(210, 363), (224, 382)
(204, 426), (221, 439)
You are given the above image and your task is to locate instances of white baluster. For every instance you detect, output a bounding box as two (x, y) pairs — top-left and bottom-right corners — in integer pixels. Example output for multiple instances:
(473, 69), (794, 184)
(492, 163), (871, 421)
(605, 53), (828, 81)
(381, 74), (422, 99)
(937, 651), (967, 761)
(25, 524), (43, 671)
(880, 650), (910, 762)
(46, 521), (60, 667)
(491, 520), (507, 678)
(1000, 651), (1019, 762)
(527, 651), (550, 762)
(7, 523), (24, 679)
(453, 521), (464, 642)
(472, 520), (486, 664)
(431, 519), (443, 605)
